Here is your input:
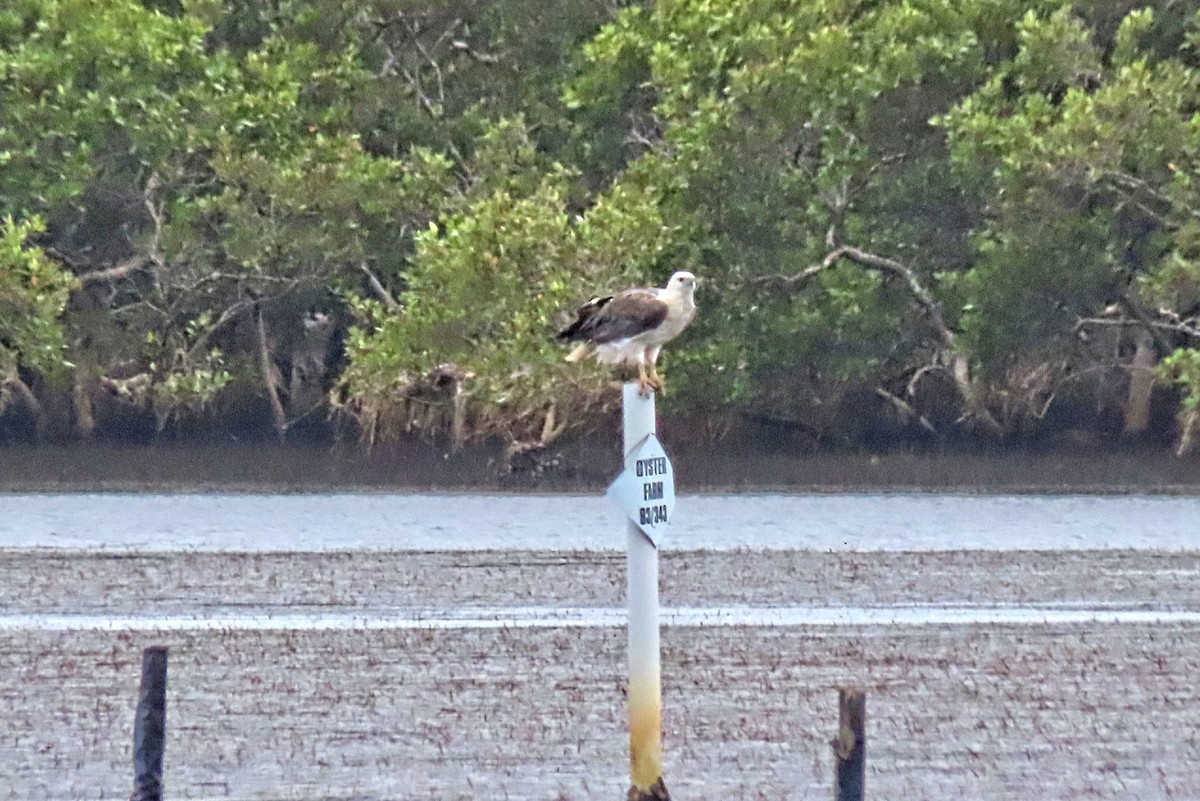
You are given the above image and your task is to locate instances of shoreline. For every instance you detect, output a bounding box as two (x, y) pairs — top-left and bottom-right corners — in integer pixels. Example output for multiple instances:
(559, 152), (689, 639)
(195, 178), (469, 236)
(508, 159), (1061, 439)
(3, 438), (1200, 494)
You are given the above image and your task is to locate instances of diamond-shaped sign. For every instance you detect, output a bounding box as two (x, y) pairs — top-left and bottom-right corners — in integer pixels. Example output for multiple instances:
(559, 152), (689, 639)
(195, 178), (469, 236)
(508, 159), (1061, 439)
(606, 433), (676, 547)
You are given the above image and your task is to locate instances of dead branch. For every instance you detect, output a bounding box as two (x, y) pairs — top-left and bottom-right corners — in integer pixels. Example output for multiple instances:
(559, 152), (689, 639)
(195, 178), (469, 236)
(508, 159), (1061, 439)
(1118, 294), (1175, 353)
(1102, 170), (1200, 223)
(175, 299), (253, 365)
(763, 243), (1003, 436)
(252, 297), (289, 441)
(451, 379), (467, 452)
(835, 246), (956, 350)
(905, 364), (947, 399)
(450, 39), (499, 64)
(539, 402), (568, 445)
(754, 245), (956, 348)
(1072, 316), (1200, 335)
(142, 173), (164, 261)
(874, 387), (937, 435)
(1178, 407), (1199, 457)
(73, 256), (148, 287)
(359, 262), (401, 313)
(1, 377), (42, 419)
(749, 248), (846, 289)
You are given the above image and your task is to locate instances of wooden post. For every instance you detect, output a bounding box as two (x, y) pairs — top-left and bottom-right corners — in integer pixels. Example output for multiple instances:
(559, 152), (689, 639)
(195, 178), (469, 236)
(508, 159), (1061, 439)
(623, 383), (669, 801)
(832, 687), (865, 801)
(130, 647), (168, 801)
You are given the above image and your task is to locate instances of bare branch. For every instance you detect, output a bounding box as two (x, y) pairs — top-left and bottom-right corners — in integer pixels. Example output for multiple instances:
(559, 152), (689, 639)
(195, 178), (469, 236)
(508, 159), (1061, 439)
(874, 387), (937, 434)
(74, 257), (148, 287)
(142, 173), (164, 260)
(404, 17), (447, 113)
(450, 39), (500, 64)
(378, 44), (398, 78)
(1074, 315), (1200, 339)
(1102, 170), (1200, 222)
(906, 363), (948, 398)
(749, 247), (847, 289)
(1, 377), (42, 419)
(253, 298), (288, 442)
(184, 299), (257, 362)
(752, 244), (955, 349)
(359, 261), (402, 314)
(834, 245), (955, 349)
(1118, 294), (1175, 353)
(757, 243), (1003, 436)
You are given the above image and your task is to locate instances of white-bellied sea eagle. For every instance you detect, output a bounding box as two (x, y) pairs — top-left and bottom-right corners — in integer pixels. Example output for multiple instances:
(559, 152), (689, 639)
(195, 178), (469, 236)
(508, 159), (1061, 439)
(556, 271), (698, 396)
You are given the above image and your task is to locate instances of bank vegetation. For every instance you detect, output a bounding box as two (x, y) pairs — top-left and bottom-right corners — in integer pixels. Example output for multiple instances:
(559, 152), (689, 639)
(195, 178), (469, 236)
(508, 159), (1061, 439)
(3, 0), (1200, 463)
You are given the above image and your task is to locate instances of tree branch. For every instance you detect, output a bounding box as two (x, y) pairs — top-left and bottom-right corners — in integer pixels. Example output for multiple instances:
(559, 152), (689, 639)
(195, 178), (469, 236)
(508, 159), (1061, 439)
(874, 387), (937, 435)
(1102, 170), (1200, 222)
(1118, 294), (1174, 353)
(754, 245), (955, 348)
(450, 39), (500, 64)
(1, 376), (43, 422)
(835, 246), (955, 349)
(73, 257), (148, 287)
(756, 243), (1003, 436)
(359, 261), (401, 313)
(251, 295), (288, 441)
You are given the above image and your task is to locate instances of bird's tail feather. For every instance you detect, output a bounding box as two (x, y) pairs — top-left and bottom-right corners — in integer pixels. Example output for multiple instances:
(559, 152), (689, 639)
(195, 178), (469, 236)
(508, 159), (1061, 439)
(565, 343), (594, 363)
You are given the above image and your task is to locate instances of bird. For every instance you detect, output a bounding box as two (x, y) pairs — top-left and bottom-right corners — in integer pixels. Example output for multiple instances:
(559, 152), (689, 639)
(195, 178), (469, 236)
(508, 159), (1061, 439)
(556, 270), (699, 396)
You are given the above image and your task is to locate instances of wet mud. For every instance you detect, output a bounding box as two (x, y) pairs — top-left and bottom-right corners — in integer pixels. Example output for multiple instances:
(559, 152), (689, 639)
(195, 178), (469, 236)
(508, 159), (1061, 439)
(5, 440), (1200, 493)
(2, 547), (1198, 800)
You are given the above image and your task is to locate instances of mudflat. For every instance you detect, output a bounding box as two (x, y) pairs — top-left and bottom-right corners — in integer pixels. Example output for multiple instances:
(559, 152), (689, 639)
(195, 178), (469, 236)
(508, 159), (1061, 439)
(2, 548), (1197, 800)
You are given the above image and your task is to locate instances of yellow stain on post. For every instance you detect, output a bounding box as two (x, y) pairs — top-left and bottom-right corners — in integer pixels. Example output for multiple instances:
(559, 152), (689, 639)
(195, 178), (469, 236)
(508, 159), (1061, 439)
(628, 671), (663, 789)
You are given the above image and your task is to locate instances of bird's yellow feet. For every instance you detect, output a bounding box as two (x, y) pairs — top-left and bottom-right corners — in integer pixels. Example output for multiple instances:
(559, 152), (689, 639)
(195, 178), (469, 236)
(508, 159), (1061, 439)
(636, 363), (657, 397)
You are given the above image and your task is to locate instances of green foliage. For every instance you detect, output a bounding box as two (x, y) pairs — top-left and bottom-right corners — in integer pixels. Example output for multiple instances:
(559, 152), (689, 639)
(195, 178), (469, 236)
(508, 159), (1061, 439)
(941, 2), (1200, 373)
(339, 118), (677, 442)
(0, 0), (424, 427)
(0, 0), (208, 209)
(562, 0), (1037, 416)
(0, 216), (74, 381)
(1158, 346), (1200, 454)
(1159, 348), (1200, 411)
(4, 0), (1200, 448)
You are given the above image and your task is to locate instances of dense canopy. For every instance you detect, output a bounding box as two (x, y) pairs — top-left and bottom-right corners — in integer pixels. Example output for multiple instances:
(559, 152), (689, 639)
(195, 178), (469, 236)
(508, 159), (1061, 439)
(2, 0), (1199, 457)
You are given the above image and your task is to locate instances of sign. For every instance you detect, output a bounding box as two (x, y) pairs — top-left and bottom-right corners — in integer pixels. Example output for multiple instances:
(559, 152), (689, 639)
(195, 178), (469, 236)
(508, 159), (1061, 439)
(606, 433), (676, 547)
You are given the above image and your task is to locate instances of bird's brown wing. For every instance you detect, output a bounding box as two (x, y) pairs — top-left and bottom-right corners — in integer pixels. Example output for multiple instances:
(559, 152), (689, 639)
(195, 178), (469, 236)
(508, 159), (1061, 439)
(557, 289), (668, 344)
(556, 295), (612, 340)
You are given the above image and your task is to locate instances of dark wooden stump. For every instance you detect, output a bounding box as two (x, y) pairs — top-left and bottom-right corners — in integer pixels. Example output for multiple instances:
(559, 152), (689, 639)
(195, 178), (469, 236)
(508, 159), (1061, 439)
(627, 776), (670, 801)
(130, 647), (168, 801)
(832, 687), (865, 801)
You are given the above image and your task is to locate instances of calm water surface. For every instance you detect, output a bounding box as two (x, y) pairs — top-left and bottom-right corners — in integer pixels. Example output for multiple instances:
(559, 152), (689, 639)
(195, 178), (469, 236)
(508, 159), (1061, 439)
(2, 492), (1198, 551)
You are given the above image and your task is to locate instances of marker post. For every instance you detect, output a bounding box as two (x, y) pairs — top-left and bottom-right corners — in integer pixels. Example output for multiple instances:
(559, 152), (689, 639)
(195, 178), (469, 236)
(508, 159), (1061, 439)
(615, 383), (671, 800)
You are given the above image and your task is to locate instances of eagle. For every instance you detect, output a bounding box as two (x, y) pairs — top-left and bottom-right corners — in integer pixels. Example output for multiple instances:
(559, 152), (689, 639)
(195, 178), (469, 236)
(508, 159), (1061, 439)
(557, 270), (699, 396)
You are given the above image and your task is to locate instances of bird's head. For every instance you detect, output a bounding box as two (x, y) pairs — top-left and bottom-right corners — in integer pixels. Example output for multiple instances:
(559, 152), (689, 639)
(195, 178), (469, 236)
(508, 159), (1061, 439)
(665, 270), (699, 294)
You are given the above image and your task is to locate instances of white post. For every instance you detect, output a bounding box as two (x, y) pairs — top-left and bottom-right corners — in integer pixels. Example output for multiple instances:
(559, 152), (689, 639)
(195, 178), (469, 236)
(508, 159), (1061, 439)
(622, 382), (668, 799)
